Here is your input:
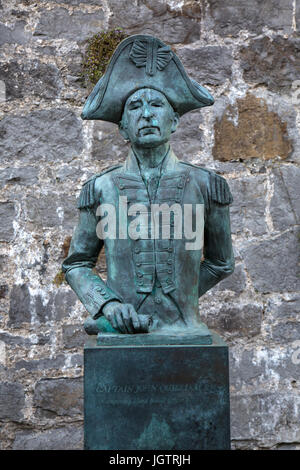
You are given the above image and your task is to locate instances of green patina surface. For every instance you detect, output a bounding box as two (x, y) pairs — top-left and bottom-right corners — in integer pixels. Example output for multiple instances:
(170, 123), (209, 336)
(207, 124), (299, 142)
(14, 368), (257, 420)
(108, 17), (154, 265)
(84, 333), (230, 450)
(63, 34), (235, 338)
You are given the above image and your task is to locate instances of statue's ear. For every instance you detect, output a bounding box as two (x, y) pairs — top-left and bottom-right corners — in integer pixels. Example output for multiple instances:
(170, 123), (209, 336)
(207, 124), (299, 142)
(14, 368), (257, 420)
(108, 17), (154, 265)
(119, 121), (129, 141)
(171, 112), (180, 134)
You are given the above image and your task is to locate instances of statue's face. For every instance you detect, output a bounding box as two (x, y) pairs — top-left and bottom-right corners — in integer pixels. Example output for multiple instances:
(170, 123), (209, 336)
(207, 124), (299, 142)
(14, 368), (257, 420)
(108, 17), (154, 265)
(119, 88), (179, 148)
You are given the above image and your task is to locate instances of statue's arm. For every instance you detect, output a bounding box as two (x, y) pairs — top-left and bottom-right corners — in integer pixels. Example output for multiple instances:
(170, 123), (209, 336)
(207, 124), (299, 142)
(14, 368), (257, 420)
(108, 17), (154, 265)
(198, 176), (235, 297)
(62, 199), (122, 320)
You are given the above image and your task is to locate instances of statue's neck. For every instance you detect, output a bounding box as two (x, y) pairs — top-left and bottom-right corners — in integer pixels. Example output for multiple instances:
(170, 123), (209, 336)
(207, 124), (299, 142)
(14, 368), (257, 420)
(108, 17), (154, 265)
(132, 143), (170, 169)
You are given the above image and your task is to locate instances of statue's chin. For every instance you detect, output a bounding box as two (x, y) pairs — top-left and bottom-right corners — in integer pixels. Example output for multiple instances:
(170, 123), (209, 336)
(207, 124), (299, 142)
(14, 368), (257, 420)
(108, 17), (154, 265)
(132, 135), (169, 149)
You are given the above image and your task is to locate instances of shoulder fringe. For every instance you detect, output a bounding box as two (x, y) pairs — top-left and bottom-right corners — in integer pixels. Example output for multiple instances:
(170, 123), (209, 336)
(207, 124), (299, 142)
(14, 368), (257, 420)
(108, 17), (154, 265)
(77, 175), (98, 209)
(210, 172), (233, 205)
(77, 165), (123, 210)
(179, 161), (233, 205)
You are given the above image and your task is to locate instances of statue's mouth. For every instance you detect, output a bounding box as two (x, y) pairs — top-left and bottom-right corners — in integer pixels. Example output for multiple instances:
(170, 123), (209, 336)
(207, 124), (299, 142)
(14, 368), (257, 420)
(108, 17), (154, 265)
(138, 126), (160, 136)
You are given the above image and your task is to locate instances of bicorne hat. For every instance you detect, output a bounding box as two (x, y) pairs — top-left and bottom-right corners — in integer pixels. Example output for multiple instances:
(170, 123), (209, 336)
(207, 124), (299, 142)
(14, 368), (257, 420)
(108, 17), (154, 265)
(81, 34), (214, 124)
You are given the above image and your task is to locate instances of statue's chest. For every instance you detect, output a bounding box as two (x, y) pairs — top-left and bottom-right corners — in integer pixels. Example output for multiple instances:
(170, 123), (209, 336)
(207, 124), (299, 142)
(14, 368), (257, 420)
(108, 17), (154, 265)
(112, 169), (191, 206)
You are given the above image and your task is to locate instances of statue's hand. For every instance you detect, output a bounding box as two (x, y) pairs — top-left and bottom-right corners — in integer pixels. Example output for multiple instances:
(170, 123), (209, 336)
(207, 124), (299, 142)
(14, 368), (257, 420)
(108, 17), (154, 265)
(102, 301), (150, 334)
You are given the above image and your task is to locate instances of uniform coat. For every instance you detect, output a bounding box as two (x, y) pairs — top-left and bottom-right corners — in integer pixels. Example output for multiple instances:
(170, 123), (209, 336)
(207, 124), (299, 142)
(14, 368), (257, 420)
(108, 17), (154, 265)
(62, 148), (234, 330)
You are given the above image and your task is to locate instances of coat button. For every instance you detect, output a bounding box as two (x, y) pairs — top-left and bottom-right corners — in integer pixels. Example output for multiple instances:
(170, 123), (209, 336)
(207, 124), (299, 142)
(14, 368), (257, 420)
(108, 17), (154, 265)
(135, 248), (140, 253)
(168, 269), (172, 274)
(119, 184), (124, 189)
(136, 262), (142, 267)
(168, 247), (173, 252)
(137, 272), (143, 277)
(167, 259), (172, 264)
(154, 297), (161, 304)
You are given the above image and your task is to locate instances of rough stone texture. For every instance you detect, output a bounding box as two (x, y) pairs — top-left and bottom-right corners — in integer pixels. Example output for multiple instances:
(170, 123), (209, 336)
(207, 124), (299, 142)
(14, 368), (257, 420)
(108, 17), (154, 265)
(0, 382), (25, 421)
(0, 167), (39, 189)
(229, 175), (268, 236)
(92, 120), (128, 164)
(214, 264), (247, 294)
(62, 324), (86, 349)
(231, 393), (300, 448)
(34, 8), (105, 42)
(270, 165), (300, 231)
(0, 109), (83, 164)
(177, 45), (233, 85)
(0, 20), (31, 45)
(213, 94), (293, 161)
(34, 377), (83, 418)
(0, 60), (63, 101)
(8, 284), (31, 327)
(207, 0), (294, 37)
(108, 0), (201, 44)
(0, 202), (16, 242)
(25, 193), (77, 230)
(206, 304), (263, 339)
(0, 0), (299, 451)
(240, 36), (300, 93)
(170, 111), (204, 160)
(241, 230), (300, 293)
(13, 425), (83, 450)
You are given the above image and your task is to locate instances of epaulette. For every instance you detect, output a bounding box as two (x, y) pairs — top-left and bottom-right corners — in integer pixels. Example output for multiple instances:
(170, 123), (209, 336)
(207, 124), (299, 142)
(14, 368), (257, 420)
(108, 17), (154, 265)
(179, 161), (233, 205)
(209, 172), (233, 205)
(77, 164), (122, 209)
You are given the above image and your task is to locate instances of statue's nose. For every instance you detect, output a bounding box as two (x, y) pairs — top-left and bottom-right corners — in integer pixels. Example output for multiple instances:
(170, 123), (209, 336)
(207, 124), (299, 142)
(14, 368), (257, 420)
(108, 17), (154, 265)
(142, 104), (154, 119)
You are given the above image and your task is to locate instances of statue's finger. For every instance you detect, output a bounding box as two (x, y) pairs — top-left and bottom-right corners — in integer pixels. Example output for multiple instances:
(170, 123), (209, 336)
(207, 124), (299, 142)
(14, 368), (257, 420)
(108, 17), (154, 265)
(121, 306), (134, 334)
(128, 306), (141, 332)
(115, 310), (126, 333)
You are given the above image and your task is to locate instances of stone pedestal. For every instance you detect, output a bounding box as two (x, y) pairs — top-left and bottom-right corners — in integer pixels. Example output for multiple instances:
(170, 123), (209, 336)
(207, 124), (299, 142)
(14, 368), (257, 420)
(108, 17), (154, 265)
(84, 332), (230, 450)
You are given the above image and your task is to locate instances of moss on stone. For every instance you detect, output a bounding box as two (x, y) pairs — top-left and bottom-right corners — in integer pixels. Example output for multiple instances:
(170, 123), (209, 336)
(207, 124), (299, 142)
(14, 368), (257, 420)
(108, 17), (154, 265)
(82, 29), (128, 86)
(53, 270), (66, 287)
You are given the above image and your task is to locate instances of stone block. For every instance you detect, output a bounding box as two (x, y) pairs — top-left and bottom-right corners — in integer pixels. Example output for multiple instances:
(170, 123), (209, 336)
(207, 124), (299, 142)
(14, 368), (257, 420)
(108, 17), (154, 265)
(241, 230), (300, 293)
(207, 0), (293, 37)
(229, 175), (267, 236)
(63, 324), (86, 349)
(213, 263), (247, 294)
(0, 59), (63, 101)
(170, 111), (204, 160)
(0, 109), (83, 164)
(270, 165), (300, 231)
(34, 8), (105, 41)
(231, 393), (300, 445)
(34, 377), (83, 418)
(13, 425), (83, 450)
(213, 94), (292, 161)
(0, 20), (31, 45)
(0, 202), (16, 242)
(8, 284), (31, 327)
(240, 36), (300, 93)
(92, 120), (128, 164)
(0, 166), (39, 189)
(205, 304), (262, 339)
(177, 45), (233, 85)
(108, 0), (200, 44)
(0, 382), (25, 421)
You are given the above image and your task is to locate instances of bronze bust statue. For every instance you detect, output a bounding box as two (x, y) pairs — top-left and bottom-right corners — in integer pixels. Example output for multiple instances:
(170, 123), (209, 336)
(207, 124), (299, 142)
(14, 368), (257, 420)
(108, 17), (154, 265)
(62, 35), (234, 339)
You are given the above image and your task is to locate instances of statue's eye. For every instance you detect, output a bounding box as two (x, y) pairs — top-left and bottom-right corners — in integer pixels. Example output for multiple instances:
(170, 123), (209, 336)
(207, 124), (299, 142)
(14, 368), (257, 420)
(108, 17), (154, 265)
(151, 102), (162, 107)
(128, 101), (141, 110)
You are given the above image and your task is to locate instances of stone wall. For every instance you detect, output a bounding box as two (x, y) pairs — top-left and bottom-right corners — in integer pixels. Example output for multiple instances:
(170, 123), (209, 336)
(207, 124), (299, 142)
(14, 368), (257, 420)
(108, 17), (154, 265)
(0, 0), (299, 450)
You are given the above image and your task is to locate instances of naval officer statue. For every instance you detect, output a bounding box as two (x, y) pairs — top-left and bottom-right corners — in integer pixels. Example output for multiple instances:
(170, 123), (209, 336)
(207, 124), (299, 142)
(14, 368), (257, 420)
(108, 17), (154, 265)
(62, 34), (235, 336)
